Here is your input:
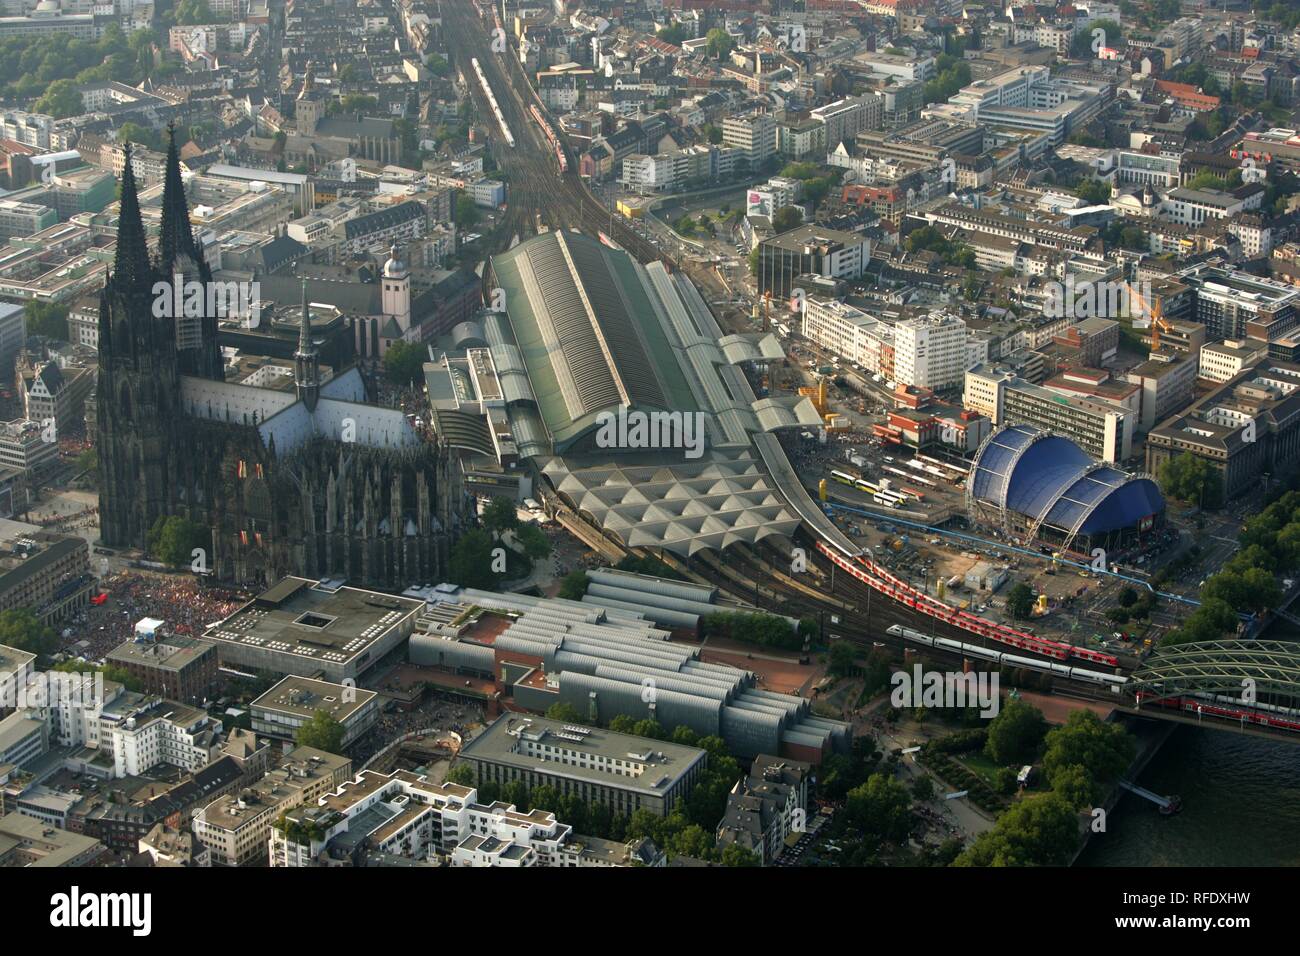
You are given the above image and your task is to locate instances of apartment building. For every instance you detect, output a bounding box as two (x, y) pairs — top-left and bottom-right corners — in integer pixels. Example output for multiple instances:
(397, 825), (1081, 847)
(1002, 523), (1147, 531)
(893, 314), (968, 391)
(1147, 360), (1300, 499)
(810, 95), (883, 149)
(20, 361), (93, 438)
(716, 755), (811, 866)
(0, 811), (105, 867)
(192, 747), (352, 866)
(99, 695), (224, 778)
(268, 768), (663, 868)
(0, 199), (57, 242)
(722, 112), (777, 169)
(1126, 354), (1199, 431)
(0, 419), (57, 477)
(1180, 266), (1300, 341)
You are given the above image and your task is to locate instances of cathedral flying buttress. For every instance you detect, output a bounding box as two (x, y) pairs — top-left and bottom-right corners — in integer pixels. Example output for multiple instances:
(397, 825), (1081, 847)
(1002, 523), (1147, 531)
(97, 128), (469, 590)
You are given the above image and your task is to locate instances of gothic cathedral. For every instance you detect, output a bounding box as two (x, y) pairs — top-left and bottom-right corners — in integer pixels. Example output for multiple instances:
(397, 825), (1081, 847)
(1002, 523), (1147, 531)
(97, 128), (468, 589)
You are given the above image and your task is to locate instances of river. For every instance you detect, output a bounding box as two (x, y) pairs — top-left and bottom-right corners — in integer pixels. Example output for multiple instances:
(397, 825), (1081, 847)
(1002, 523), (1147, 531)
(1079, 724), (1300, 866)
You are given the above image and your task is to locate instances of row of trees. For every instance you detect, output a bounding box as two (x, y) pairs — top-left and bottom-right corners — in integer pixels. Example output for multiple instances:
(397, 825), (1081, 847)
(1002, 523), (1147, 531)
(1162, 487), (1300, 645)
(700, 611), (811, 651)
(7, 25), (160, 109)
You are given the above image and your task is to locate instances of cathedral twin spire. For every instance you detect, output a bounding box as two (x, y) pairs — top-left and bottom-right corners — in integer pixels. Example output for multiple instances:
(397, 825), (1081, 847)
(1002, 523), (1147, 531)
(112, 122), (204, 292)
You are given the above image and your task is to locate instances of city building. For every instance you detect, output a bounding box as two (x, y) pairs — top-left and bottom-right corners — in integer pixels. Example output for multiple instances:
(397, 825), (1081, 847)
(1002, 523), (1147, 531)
(99, 695), (224, 778)
(200, 578), (424, 683)
(0, 419), (58, 477)
(459, 715), (707, 818)
(0, 531), (93, 625)
(105, 626), (219, 704)
(1146, 360), (1300, 500)
(966, 366), (1134, 464)
(757, 225), (872, 297)
(893, 314), (968, 392)
(716, 754), (811, 866)
(1199, 340), (1267, 384)
(250, 676), (379, 748)
(268, 768), (662, 868)
(192, 746), (352, 866)
(0, 811), (105, 867)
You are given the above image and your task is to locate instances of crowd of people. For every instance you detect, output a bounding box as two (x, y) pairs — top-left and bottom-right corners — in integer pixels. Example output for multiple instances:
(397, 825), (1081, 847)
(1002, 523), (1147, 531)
(61, 573), (250, 661)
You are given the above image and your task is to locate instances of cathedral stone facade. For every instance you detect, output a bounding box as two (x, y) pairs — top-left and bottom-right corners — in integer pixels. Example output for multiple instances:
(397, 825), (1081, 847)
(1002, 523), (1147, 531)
(97, 130), (468, 589)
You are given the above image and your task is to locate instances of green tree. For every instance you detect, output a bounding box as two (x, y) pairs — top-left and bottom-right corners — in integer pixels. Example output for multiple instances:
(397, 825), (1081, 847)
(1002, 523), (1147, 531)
(608, 714), (638, 734)
(670, 724), (698, 746)
(845, 773), (912, 843)
(557, 570), (588, 600)
(295, 710), (345, 754)
(1075, 178), (1111, 205)
(772, 205), (803, 231)
(481, 496), (519, 536)
(448, 529), (502, 590)
(954, 793), (1078, 866)
(632, 718), (665, 740)
(720, 842), (760, 866)
(0, 608), (57, 656)
(382, 340), (425, 388)
(146, 515), (210, 568)
(828, 640), (856, 676)
(1004, 582), (1036, 621)
(1158, 452), (1223, 509)
(23, 300), (69, 340)
(706, 28), (733, 60)
(174, 0), (214, 24)
(514, 522), (550, 561)
(34, 79), (83, 118)
(1041, 710), (1134, 792)
(984, 698), (1047, 765)
(545, 701), (582, 722)
(911, 774), (935, 802)
(454, 191), (480, 228)
(445, 763), (476, 786)
(1050, 763), (1098, 809)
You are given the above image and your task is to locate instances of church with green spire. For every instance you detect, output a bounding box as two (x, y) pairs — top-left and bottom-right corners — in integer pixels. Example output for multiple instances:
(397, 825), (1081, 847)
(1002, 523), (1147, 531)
(97, 127), (468, 588)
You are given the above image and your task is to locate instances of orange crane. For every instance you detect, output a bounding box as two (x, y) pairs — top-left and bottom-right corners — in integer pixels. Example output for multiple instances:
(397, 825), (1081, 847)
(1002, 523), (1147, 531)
(1125, 282), (1171, 350)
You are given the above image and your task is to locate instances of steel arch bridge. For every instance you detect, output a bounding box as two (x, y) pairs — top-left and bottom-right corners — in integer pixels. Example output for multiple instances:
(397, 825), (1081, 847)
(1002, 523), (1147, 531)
(1129, 641), (1300, 698)
(1125, 641), (1300, 736)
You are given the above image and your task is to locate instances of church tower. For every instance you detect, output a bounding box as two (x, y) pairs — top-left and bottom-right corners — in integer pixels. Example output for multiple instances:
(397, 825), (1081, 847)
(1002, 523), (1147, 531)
(381, 244), (412, 333)
(97, 146), (185, 549)
(294, 278), (321, 412)
(297, 63), (322, 136)
(158, 123), (223, 381)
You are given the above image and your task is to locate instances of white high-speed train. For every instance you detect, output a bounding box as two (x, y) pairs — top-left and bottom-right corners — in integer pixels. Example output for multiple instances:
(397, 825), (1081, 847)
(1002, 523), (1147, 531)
(886, 624), (1127, 687)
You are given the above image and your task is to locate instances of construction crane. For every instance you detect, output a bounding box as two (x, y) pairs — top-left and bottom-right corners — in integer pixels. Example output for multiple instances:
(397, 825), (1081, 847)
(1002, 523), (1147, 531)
(1125, 282), (1172, 350)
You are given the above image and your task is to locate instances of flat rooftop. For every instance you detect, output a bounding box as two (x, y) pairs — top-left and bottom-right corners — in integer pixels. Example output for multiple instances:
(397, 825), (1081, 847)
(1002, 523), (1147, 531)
(202, 577), (423, 667)
(251, 675), (377, 723)
(106, 633), (215, 673)
(460, 715), (706, 795)
(0, 642), (35, 679)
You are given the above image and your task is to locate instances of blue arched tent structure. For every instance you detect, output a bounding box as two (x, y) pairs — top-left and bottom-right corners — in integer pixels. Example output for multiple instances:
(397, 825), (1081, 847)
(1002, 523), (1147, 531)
(968, 425), (1165, 552)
